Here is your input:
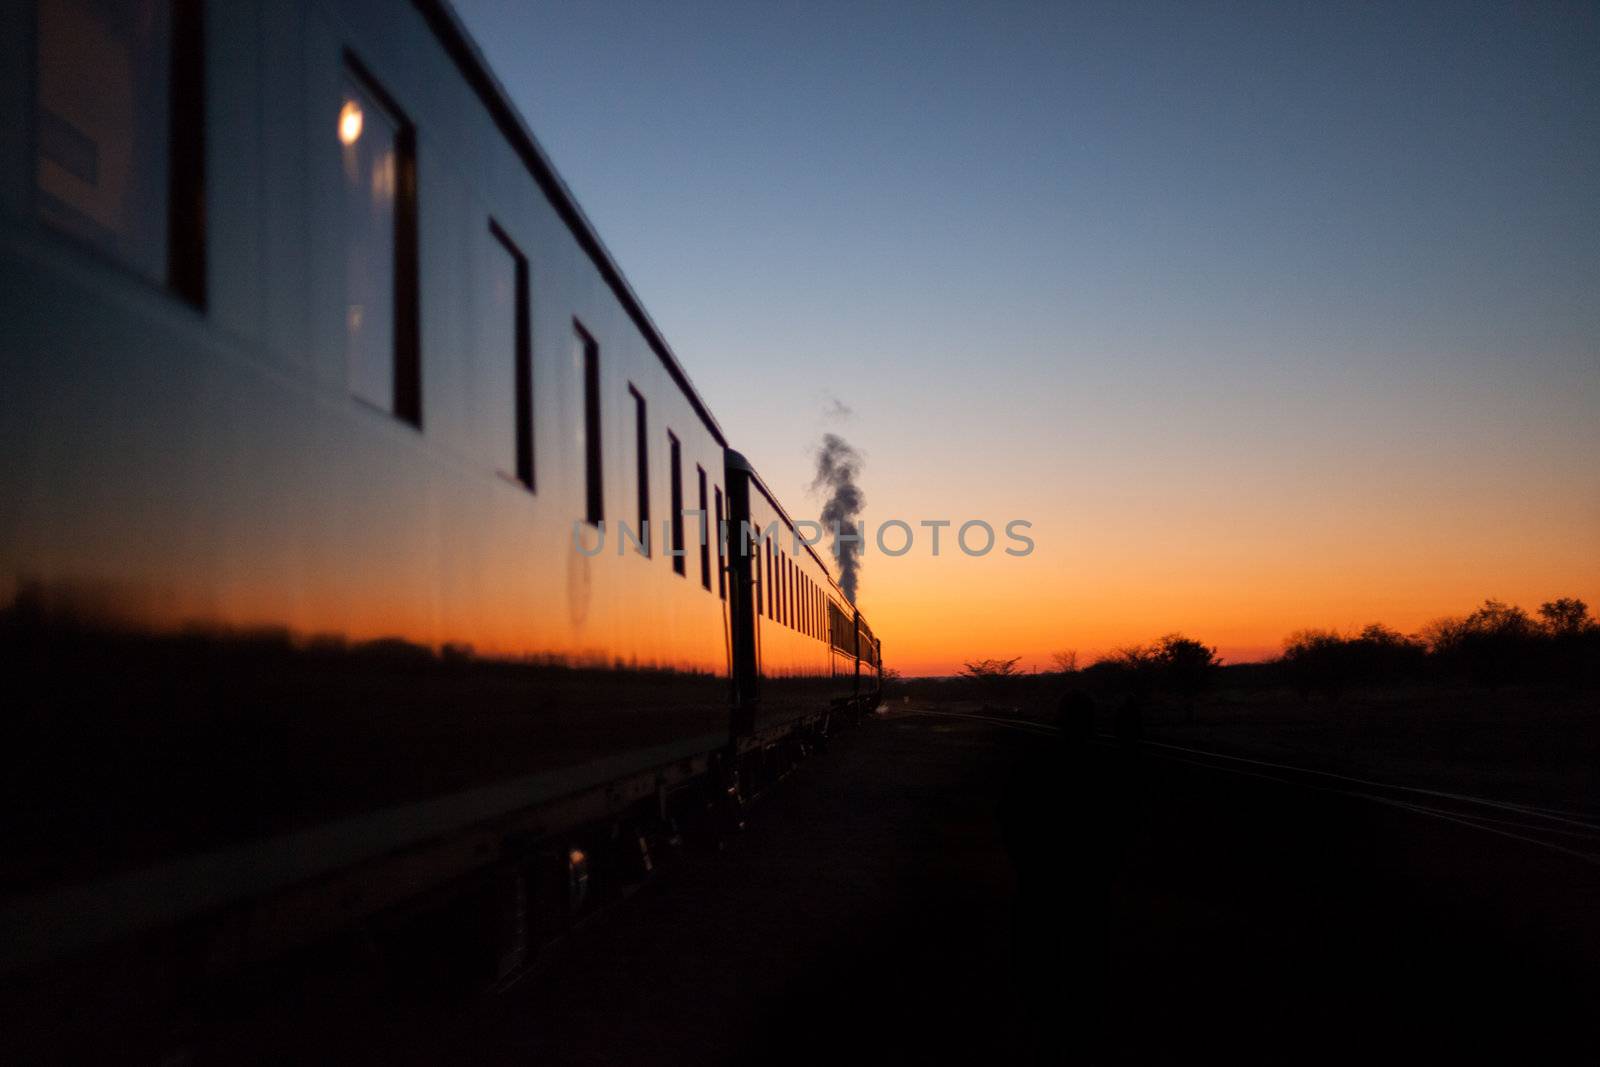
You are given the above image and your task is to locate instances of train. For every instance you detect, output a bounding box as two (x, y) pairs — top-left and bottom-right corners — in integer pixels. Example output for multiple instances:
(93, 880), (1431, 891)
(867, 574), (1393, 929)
(0, 0), (881, 1047)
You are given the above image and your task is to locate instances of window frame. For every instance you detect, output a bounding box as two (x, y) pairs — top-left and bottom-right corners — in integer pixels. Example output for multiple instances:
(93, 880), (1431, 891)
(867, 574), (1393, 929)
(668, 430), (684, 575)
(488, 218), (533, 490)
(753, 536), (763, 617)
(696, 464), (710, 591)
(32, 0), (207, 305)
(714, 486), (726, 600)
(575, 320), (602, 525)
(627, 384), (649, 554)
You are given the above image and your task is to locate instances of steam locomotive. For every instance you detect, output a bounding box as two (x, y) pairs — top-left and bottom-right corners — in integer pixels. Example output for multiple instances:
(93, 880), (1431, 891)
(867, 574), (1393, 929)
(0, 0), (881, 1031)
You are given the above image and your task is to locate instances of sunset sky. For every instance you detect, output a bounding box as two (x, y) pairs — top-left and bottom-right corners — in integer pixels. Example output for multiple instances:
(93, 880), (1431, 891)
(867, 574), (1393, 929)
(454, 0), (1600, 675)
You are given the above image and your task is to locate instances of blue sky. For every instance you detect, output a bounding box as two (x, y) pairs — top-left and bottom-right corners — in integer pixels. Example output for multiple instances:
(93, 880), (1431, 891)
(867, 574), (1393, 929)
(453, 0), (1599, 669)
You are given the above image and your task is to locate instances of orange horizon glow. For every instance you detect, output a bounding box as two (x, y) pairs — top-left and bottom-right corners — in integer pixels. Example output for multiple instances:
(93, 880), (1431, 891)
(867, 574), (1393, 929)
(833, 480), (1599, 677)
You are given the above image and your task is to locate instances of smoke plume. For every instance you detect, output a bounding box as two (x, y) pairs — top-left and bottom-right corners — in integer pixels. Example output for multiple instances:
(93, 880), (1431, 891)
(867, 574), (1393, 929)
(811, 433), (865, 604)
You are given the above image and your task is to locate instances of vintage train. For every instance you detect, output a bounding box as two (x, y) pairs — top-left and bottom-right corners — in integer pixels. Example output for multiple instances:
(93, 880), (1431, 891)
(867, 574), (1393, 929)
(0, 0), (880, 1040)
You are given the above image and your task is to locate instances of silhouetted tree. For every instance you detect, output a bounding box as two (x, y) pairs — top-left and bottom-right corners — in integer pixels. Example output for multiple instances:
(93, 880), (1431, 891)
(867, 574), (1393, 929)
(1539, 598), (1592, 637)
(1465, 599), (1538, 638)
(960, 656), (1023, 704)
(1430, 599), (1542, 688)
(1049, 649), (1079, 674)
(1418, 615), (1466, 655)
(1283, 628), (1347, 698)
(960, 656), (1023, 680)
(1105, 644), (1158, 672)
(1538, 598), (1598, 688)
(1155, 633), (1219, 720)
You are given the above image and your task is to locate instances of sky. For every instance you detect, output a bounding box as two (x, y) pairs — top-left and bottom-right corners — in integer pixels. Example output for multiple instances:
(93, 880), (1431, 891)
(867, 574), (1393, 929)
(453, 0), (1600, 674)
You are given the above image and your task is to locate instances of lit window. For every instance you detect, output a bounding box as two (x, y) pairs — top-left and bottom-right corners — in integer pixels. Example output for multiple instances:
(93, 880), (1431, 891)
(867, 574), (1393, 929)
(341, 67), (418, 423)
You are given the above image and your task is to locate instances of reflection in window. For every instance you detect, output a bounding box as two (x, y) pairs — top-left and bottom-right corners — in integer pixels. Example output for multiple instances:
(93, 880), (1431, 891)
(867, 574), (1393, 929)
(342, 77), (395, 411)
(483, 228), (517, 480)
(35, 0), (202, 298)
(341, 69), (417, 423)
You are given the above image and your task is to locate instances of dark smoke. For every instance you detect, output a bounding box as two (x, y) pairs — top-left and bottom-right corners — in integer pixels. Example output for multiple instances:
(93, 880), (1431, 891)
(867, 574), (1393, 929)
(811, 433), (865, 604)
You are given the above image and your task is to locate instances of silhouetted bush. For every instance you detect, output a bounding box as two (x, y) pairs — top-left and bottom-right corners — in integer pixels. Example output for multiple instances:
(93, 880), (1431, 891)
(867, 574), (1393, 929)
(1155, 634), (1221, 717)
(1425, 600), (1548, 689)
(1537, 598), (1597, 688)
(1083, 644), (1159, 703)
(1081, 635), (1218, 720)
(1283, 624), (1427, 697)
(958, 656), (1024, 705)
(908, 596), (1595, 712)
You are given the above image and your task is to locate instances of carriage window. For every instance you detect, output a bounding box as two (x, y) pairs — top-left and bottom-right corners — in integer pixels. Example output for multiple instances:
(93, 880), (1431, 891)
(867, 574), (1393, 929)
(714, 487), (726, 600)
(35, 0), (203, 301)
(753, 536), (763, 616)
(487, 222), (532, 489)
(628, 386), (649, 554)
(577, 323), (602, 523)
(696, 465), (710, 590)
(764, 539), (773, 616)
(768, 547), (780, 620)
(342, 66), (418, 424)
(668, 432), (684, 575)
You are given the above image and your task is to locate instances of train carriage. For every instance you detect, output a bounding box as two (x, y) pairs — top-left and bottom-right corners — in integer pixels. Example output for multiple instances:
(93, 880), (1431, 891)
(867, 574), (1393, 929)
(723, 451), (865, 746)
(0, 0), (882, 1037)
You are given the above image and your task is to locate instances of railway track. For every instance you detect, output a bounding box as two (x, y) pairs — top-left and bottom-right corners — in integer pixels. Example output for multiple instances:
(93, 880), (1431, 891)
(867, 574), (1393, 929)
(894, 705), (1600, 865)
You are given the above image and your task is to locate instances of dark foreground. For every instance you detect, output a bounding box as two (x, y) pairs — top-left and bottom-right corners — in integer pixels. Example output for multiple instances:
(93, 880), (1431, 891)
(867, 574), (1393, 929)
(201, 706), (1596, 1064)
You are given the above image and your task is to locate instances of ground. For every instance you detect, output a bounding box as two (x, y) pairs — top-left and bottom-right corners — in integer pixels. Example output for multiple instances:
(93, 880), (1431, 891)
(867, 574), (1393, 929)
(202, 702), (1598, 1064)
